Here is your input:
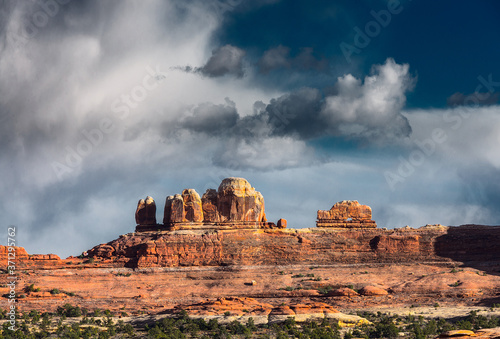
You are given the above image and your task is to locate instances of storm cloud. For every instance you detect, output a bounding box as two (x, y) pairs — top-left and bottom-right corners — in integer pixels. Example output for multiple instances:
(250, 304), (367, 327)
(175, 44), (246, 78)
(169, 58), (415, 149)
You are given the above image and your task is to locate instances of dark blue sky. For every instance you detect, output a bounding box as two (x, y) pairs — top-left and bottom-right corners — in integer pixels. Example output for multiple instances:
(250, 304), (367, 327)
(216, 0), (500, 108)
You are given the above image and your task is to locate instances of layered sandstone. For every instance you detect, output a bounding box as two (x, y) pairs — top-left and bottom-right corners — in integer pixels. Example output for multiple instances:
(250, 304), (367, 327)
(317, 200), (377, 228)
(87, 225), (500, 268)
(176, 297), (371, 326)
(4, 227), (500, 317)
(0, 245), (64, 269)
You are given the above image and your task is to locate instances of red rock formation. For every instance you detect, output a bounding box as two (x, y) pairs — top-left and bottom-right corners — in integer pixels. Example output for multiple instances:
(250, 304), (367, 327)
(217, 177), (265, 223)
(0, 246), (63, 269)
(182, 189), (204, 222)
(135, 199), (146, 225)
(171, 195), (185, 222)
(89, 226), (458, 268)
(0, 245), (29, 265)
(157, 177), (280, 231)
(317, 200), (377, 228)
(327, 287), (359, 297)
(135, 196), (156, 225)
(201, 189), (219, 222)
(359, 285), (388, 296)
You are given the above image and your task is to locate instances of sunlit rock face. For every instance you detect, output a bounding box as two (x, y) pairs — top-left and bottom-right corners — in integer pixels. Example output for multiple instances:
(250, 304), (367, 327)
(216, 177), (265, 223)
(157, 177), (277, 231)
(316, 200), (376, 228)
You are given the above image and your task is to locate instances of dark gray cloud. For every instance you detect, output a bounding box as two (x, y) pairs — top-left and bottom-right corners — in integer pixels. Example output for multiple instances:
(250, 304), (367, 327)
(244, 87), (325, 139)
(258, 45), (328, 74)
(175, 44), (246, 78)
(447, 91), (499, 107)
(179, 98), (239, 133)
(201, 44), (246, 77)
(171, 58), (414, 146)
(258, 45), (291, 74)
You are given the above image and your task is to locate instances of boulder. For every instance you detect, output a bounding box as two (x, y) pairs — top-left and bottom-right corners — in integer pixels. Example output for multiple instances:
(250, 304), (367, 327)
(277, 218), (287, 228)
(327, 287), (359, 297)
(359, 285), (388, 296)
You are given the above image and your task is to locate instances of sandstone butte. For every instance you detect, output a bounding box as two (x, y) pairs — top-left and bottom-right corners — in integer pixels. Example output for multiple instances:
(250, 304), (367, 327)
(1, 177), (500, 325)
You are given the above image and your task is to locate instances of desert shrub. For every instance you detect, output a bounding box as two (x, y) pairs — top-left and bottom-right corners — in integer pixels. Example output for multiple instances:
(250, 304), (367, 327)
(56, 304), (82, 317)
(24, 284), (40, 293)
(317, 285), (335, 295)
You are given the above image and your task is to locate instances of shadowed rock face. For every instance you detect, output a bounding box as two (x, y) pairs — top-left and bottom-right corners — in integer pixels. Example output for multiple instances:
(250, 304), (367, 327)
(201, 189), (219, 223)
(317, 200), (376, 228)
(164, 194), (185, 223)
(135, 196), (156, 225)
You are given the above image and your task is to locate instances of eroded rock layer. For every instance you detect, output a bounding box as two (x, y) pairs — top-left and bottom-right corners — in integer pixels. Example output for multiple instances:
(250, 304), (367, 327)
(317, 200), (377, 228)
(87, 225), (500, 268)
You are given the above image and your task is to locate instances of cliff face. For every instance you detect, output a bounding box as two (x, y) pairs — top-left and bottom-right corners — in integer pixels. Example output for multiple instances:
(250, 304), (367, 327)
(0, 245), (63, 269)
(87, 225), (500, 268)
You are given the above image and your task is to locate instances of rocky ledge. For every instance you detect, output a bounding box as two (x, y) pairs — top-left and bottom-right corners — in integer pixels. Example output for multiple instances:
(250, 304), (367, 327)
(317, 200), (377, 228)
(86, 224), (500, 268)
(175, 297), (371, 326)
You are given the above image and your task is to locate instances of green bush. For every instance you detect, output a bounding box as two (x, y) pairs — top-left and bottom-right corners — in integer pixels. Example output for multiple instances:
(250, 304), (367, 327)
(317, 285), (335, 295)
(56, 304), (82, 317)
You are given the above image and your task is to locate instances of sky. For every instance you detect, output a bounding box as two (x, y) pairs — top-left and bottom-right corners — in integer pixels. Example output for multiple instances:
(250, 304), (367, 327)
(1, 0), (500, 258)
